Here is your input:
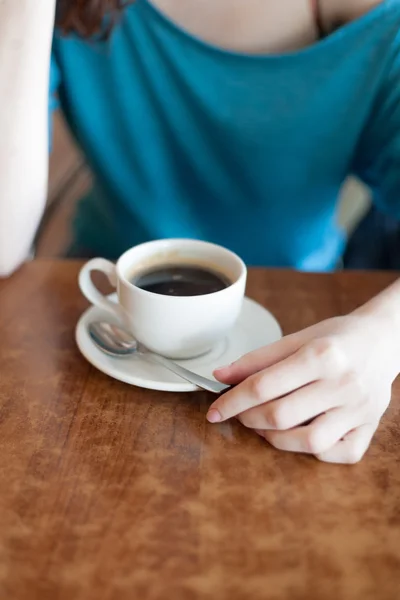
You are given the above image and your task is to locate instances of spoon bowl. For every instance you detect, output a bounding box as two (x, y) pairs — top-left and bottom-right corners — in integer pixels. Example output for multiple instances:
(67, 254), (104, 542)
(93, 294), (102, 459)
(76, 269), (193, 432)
(88, 321), (230, 394)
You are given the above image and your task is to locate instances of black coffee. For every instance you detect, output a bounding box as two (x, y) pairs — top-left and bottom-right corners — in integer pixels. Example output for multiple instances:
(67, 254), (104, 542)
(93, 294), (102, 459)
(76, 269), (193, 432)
(131, 264), (231, 296)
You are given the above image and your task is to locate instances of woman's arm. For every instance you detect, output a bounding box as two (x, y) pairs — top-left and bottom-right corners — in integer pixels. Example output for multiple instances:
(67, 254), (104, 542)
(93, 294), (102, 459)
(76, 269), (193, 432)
(0, 0), (56, 276)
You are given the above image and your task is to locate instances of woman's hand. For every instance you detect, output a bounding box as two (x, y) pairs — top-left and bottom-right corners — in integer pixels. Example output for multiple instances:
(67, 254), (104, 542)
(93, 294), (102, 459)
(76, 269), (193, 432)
(207, 305), (400, 464)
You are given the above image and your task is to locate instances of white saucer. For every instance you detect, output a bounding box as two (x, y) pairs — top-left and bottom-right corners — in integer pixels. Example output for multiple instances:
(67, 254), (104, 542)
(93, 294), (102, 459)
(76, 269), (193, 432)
(75, 295), (282, 393)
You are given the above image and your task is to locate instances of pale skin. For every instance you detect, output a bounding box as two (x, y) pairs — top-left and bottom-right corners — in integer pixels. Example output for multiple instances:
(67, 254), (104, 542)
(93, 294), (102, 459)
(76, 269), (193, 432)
(1, 0), (396, 463)
(209, 281), (400, 464)
(0, 0), (55, 275)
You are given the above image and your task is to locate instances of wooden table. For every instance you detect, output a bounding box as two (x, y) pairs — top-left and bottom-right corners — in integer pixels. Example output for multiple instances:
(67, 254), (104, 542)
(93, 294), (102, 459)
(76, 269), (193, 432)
(0, 261), (399, 600)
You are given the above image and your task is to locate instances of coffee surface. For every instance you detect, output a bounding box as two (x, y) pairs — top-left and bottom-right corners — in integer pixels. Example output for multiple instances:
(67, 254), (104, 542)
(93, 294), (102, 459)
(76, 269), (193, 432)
(131, 264), (231, 296)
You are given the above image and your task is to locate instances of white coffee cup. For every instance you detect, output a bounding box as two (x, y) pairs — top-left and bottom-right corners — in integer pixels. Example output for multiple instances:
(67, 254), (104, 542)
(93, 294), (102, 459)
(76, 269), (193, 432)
(79, 239), (247, 359)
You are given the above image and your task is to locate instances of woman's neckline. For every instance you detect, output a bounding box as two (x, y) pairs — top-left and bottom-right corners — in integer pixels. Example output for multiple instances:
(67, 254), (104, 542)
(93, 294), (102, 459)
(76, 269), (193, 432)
(139, 0), (391, 61)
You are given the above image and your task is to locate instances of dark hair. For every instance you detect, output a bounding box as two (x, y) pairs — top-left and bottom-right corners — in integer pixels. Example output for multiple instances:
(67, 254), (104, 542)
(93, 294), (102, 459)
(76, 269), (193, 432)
(57, 1), (133, 38)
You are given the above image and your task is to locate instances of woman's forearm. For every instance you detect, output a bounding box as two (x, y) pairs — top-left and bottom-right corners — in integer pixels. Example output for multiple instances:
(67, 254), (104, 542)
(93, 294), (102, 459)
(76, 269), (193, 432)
(0, 0), (56, 276)
(354, 278), (400, 378)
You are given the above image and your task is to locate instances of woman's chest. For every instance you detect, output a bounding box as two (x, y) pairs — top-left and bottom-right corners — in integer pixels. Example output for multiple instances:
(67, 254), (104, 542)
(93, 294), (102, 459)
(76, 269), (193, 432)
(149, 0), (318, 53)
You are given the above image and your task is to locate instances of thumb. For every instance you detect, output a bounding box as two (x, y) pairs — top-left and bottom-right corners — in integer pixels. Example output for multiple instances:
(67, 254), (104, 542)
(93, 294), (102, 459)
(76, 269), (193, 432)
(214, 330), (304, 385)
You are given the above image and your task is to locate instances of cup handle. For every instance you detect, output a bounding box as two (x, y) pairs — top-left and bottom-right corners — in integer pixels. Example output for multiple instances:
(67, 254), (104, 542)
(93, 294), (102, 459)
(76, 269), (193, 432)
(79, 258), (125, 321)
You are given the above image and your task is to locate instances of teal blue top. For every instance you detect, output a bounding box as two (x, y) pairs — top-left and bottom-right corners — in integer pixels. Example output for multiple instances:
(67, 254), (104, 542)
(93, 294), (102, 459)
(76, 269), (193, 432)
(51, 0), (400, 269)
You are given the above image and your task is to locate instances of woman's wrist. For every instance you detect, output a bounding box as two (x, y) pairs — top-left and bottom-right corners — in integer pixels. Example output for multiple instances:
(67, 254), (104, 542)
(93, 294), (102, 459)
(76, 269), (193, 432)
(353, 279), (400, 377)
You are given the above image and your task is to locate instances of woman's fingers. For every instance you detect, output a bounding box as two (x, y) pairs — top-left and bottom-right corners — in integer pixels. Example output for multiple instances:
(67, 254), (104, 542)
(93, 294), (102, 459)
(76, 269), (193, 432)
(214, 331), (303, 384)
(315, 423), (377, 464)
(260, 407), (362, 456)
(207, 342), (326, 423)
(237, 381), (339, 430)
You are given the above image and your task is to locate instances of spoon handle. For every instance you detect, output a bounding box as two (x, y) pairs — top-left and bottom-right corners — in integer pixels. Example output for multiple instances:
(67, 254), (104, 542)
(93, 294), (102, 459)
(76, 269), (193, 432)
(143, 351), (231, 394)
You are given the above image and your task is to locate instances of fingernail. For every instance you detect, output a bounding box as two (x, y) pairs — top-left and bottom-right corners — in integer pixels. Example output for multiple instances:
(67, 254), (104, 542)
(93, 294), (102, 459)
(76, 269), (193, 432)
(207, 408), (222, 423)
(214, 363), (232, 374)
(255, 430), (265, 437)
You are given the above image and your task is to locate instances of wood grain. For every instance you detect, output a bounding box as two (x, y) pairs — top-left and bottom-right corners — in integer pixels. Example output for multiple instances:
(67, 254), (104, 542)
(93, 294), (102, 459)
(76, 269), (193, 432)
(0, 262), (399, 600)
